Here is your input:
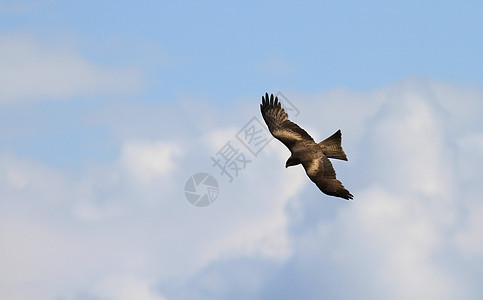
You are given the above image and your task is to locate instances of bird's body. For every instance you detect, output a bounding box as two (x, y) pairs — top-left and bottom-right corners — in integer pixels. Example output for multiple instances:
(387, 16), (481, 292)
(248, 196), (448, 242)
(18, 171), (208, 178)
(260, 93), (353, 200)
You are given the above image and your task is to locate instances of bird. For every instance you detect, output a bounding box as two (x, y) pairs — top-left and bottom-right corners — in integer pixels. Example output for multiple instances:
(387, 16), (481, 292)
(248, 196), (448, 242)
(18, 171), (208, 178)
(260, 93), (353, 200)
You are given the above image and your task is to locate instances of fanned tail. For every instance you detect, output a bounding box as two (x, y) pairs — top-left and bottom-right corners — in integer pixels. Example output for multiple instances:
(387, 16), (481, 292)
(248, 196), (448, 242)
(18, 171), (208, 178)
(318, 129), (348, 161)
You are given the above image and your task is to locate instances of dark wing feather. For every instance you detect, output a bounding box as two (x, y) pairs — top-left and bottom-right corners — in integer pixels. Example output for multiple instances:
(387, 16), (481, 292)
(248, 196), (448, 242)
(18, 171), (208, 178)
(260, 93), (314, 149)
(303, 154), (353, 200)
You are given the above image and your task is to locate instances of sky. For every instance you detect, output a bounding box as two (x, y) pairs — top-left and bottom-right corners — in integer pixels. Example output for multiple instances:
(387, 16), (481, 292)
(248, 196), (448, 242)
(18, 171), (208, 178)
(1, 1), (482, 299)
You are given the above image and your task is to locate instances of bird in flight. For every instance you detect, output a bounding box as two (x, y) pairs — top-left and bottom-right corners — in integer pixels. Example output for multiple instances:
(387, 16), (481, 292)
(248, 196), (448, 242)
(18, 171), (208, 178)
(260, 93), (353, 200)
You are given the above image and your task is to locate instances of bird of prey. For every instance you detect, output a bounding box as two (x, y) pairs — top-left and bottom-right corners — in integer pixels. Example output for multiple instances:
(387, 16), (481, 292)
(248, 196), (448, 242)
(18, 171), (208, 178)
(260, 93), (353, 200)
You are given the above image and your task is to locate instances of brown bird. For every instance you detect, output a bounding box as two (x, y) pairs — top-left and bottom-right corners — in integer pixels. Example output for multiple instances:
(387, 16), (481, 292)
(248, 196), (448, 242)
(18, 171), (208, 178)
(260, 93), (353, 200)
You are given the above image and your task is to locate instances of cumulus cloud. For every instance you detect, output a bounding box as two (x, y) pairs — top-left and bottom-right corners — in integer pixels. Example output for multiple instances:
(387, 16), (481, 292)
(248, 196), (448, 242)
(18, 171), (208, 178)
(0, 35), (142, 103)
(92, 275), (168, 300)
(0, 132), (306, 299)
(0, 79), (482, 299)
(120, 141), (182, 185)
(166, 80), (483, 299)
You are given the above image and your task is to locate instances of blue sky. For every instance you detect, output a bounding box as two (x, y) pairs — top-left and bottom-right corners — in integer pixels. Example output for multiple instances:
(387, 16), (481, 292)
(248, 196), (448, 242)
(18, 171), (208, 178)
(2, 1), (482, 98)
(1, 1), (483, 299)
(2, 0), (482, 171)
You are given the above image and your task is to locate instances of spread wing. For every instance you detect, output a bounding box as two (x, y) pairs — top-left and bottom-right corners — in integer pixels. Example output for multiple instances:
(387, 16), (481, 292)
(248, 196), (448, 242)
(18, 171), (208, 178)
(303, 153), (353, 200)
(260, 92), (353, 200)
(260, 93), (314, 149)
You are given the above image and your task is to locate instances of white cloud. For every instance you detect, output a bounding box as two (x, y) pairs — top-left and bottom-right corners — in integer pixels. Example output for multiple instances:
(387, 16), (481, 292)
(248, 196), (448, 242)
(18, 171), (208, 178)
(92, 275), (168, 300)
(120, 140), (182, 185)
(0, 153), (68, 202)
(0, 79), (482, 299)
(206, 127), (239, 152)
(277, 80), (481, 299)
(310, 186), (459, 299)
(454, 200), (483, 259)
(173, 80), (482, 299)
(0, 34), (142, 103)
(452, 133), (483, 259)
(0, 136), (306, 299)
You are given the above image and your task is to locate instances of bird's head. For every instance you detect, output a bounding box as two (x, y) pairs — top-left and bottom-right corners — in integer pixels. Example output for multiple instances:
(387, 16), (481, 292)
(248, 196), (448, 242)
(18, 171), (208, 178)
(285, 157), (299, 168)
